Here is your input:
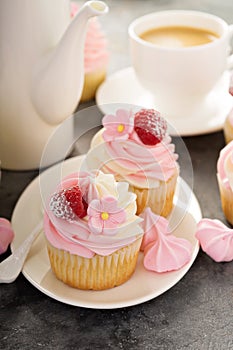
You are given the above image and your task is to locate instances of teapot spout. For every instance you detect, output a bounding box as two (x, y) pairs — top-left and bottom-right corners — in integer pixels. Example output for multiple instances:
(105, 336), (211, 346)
(31, 1), (108, 125)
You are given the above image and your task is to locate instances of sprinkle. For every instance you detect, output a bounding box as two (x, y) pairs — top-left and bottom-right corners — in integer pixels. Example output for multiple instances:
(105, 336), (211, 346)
(49, 192), (75, 221)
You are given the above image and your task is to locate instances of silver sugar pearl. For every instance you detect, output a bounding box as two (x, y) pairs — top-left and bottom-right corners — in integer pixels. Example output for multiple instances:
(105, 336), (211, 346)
(49, 192), (75, 221)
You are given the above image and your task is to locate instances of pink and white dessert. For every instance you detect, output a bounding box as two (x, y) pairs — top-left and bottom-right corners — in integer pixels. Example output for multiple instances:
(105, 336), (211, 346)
(223, 108), (233, 144)
(140, 208), (192, 273)
(0, 218), (14, 254)
(71, 2), (109, 102)
(196, 219), (233, 262)
(43, 170), (143, 290)
(223, 73), (233, 144)
(217, 140), (233, 225)
(85, 108), (179, 216)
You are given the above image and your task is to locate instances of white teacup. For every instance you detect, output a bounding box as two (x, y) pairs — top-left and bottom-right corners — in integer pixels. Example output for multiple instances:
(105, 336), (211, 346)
(129, 10), (233, 120)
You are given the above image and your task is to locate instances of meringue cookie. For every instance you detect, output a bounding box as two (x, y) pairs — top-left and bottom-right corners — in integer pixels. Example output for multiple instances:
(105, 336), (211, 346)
(196, 218), (233, 262)
(140, 208), (192, 273)
(0, 218), (14, 254)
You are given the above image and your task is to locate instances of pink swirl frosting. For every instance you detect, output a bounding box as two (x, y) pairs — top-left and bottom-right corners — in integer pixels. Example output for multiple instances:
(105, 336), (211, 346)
(71, 2), (109, 73)
(87, 109), (179, 188)
(104, 134), (177, 183)
(140, 208), (192, 272)
(217, 140), (233, 190)
(196, 219), (233, 262)
(0, 218), (14, 254)
(44, 171), (143, 258)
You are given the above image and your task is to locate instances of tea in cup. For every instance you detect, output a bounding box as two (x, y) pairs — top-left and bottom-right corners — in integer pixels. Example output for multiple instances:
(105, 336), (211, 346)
(140, 25), (219, 48)
(129, 10), (233, 120)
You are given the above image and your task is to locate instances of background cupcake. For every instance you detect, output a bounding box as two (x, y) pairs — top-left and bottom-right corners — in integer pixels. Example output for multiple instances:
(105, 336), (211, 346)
(71, 2), (109, 102)
(223, 73), (233, 144)
(44, 170), (143, 290)
(223, 108), (233, 144)
(217, 140), (233, 225)
(85, 108), (179, 217)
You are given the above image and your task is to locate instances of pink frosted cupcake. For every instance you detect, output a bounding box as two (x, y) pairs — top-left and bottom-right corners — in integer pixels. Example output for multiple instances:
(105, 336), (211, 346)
(85, 108), (179, 217)
(217, 140), (233, 225)
(44, 171), (143, 290)
(223, 74), (233, 144)
(223, 108), (233, 144)
(71, 2), (109, 102)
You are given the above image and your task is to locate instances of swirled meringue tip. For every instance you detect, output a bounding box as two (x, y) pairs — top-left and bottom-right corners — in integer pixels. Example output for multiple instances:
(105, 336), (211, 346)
(196, 218), (233, 262)
(0, 218), (14, 254)
(139, 208), (192, 273)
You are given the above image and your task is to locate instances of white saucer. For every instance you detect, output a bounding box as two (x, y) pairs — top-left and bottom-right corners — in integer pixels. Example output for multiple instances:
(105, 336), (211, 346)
(96, 67), (233, 136)
(11, 156), (202, 309)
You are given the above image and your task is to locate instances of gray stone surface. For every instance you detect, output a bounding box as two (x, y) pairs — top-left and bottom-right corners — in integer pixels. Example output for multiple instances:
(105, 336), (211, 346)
(1, 1), (233, 349)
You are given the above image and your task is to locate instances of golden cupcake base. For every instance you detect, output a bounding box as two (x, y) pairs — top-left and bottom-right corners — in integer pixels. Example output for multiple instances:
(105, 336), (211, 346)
(115, 171), (178, 217)
(46, 237), (142, 290)
(223, 115), (233, 144)
(80, 68), (106, 102)
(218, 176), (233, 225)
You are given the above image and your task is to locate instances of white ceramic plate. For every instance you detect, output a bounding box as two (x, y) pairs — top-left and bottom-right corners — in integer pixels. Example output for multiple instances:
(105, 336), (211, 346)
(96, 67), (232, 136)
(11, 156), (202, 309)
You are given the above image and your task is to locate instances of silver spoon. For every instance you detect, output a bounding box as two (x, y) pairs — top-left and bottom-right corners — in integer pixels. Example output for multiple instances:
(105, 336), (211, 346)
(0, 220), (43, 283)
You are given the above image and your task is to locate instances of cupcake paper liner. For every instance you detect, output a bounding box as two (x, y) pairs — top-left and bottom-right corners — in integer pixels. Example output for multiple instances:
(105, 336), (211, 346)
(218, 177), (233, 225)
(46, 237), (142, 290)
(80, 67), (106, 102)
(125, 171), (178, 217)
(223, 116), (233, 144)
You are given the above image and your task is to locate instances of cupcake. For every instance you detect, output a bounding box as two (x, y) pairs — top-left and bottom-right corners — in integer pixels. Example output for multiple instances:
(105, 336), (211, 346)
(43, 170), (143, 290)
(71, 2), (109, 102)
(223, 74), (233, 144)
(217, 140), (233, 225)
(223, 108), (233, 144)
(85, 108), (179, 217)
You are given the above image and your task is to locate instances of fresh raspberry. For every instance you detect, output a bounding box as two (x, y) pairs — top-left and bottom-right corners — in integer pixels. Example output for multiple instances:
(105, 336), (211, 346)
(64, 186), (87, 218)
(50, 185), (87, 220)
(134, 109), (167, 145)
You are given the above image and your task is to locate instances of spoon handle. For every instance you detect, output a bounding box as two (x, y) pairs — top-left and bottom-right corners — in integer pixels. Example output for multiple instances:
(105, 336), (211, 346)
(0, 220), (43, 283)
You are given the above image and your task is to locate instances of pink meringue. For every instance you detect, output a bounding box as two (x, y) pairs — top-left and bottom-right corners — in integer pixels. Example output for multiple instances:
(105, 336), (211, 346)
(0, 218), (14, 254)
(196, 218), (233, 262)
(140, 208), (192, 273)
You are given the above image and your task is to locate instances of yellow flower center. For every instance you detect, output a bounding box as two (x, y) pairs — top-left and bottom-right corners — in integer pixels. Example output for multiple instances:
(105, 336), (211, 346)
(117, 124), (125, 133)
(101, 212), (109, 220)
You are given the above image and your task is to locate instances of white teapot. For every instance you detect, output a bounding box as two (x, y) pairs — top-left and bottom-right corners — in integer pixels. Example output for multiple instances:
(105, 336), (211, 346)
(0, 0), (108, 170)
